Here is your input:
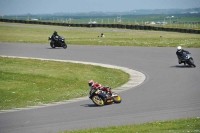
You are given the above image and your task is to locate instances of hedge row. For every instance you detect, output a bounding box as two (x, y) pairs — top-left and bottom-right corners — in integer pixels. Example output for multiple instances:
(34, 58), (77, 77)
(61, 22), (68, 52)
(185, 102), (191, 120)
(1, 19), (200, 34)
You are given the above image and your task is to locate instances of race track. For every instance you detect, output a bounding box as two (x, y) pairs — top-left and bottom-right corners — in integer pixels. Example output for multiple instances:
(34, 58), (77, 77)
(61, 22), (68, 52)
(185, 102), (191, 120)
(0, 43), (200, 133)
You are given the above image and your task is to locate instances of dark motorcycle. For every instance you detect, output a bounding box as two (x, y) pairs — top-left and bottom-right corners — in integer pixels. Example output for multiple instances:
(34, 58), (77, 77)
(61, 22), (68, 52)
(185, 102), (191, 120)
(89, 87), (122, 106)
(181, 52), (196, 67)
(48, 36), (67, 49)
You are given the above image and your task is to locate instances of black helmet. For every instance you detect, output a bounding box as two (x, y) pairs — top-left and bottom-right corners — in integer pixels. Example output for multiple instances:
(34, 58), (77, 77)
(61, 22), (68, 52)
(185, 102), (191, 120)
(53, 31), (58, 36)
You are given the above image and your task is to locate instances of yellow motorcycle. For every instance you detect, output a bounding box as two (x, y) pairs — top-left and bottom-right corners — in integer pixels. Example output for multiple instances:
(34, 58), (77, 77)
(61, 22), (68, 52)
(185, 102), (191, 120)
(89, 87), (122, 106)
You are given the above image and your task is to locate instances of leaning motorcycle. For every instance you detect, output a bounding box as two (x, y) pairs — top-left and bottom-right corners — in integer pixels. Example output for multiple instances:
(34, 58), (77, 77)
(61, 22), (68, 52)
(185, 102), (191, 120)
(181, 52), (196, 67)
(89, 87), (122, 106)
(48, 36), (67, 49)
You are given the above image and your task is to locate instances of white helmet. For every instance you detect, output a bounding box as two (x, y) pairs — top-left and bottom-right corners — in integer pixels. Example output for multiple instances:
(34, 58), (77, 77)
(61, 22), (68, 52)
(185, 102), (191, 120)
(177, 46), (182, 51)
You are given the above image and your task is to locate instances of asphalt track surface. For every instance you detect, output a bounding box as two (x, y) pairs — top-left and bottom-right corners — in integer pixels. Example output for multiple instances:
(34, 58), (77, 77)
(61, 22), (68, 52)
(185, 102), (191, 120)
(0, 43), (200, 133)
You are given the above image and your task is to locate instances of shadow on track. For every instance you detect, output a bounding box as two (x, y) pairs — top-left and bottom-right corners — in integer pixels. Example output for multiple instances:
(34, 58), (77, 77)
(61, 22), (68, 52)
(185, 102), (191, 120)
(47, 48), (65, 49)
(81, 103), (120, 107)
(170, 65), (195, 68)
(81, 104), (100, 107)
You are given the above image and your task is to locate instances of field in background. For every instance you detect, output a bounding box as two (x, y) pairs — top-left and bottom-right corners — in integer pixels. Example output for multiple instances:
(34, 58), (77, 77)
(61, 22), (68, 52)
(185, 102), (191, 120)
(3, 13), (200, 29)
(0, 22), (200, 48)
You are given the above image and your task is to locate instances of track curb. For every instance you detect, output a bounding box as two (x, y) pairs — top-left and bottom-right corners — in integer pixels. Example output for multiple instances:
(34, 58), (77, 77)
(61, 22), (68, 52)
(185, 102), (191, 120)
(0, 55), (146, 113)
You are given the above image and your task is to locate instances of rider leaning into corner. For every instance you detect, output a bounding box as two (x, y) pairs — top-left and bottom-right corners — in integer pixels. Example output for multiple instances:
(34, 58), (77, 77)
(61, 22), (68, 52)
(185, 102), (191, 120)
(88, 80), (112, 99)
(176, 46), (190, 65)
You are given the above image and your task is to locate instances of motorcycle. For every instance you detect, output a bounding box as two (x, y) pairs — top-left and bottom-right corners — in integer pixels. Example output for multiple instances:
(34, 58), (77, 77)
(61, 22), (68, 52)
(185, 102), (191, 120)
(180, 52), (196, 67)
(48, 36), (67, 49)
(89, 87), (122, 106)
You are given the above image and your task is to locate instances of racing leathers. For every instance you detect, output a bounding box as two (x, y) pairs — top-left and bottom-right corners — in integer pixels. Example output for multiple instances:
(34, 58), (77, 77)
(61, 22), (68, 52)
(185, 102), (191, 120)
(176, 49), (190, 64)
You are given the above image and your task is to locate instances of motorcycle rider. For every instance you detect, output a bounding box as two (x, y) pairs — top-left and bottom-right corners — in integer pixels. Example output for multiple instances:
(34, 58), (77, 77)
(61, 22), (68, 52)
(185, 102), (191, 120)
(88, 79), (112, 99)
(51, 31), (59, 42)
(176, 46), (190, 65)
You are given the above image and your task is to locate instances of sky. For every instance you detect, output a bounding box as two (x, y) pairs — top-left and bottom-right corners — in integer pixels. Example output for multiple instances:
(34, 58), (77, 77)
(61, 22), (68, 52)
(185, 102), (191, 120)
(0, 0), (200, 15)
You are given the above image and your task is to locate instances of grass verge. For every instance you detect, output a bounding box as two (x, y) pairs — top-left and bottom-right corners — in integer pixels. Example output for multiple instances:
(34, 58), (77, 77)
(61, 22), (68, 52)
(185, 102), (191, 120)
(0, 57), (129, 110)
(0, 22), (200, 48)
(61, 117), (200, 133)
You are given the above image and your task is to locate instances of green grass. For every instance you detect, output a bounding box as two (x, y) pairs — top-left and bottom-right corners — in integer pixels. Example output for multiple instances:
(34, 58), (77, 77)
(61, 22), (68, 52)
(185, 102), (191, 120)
(0, 22), (200, 47)
(0, 57), (129, 110)
(60, 117), (200, 133)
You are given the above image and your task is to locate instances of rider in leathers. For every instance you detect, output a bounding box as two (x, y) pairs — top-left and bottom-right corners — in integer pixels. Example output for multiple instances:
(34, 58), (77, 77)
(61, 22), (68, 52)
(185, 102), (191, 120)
(51, 31), (59, 42)
(88, 80), (112, 99)
(176, 46), (190, 65)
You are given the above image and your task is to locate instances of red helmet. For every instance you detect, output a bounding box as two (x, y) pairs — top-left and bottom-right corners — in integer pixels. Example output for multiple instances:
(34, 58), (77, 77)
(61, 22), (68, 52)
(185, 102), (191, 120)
(88, 80), (94, 87)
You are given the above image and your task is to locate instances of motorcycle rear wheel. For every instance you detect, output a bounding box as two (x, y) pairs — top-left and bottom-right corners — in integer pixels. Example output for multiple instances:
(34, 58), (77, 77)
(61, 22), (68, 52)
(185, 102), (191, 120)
(92, 95), (104, 106)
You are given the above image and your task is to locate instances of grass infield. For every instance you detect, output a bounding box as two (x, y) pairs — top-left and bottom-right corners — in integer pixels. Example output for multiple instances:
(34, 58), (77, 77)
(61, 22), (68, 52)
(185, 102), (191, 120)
(0, 57), (129, 110)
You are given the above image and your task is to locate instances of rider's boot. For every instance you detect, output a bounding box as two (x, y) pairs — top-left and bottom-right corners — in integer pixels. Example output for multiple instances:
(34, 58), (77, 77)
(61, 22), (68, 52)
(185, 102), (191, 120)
(178, 59), (182, 64)
(106, 93), (111, 99)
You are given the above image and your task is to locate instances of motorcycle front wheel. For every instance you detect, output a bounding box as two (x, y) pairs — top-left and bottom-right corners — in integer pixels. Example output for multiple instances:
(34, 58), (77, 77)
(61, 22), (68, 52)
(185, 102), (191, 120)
(62, 43), (67, 49)
(92, 95), (104, 106)
(50, 42), (55, 48)
(188, 59), (196, 67)
(112, 94), (122, 103)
